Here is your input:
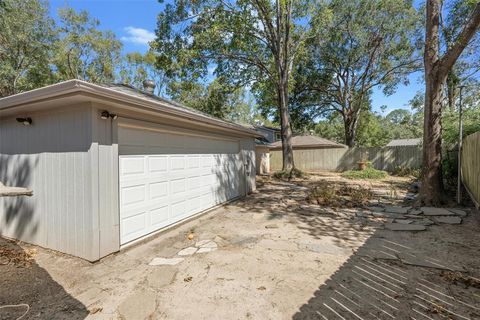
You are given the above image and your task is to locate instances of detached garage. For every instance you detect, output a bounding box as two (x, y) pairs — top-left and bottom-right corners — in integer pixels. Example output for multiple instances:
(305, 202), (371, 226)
(0, 80), (258, 261)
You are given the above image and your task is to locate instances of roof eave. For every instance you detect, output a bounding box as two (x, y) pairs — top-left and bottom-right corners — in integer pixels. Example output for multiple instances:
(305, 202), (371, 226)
(0, 80), (261, 138)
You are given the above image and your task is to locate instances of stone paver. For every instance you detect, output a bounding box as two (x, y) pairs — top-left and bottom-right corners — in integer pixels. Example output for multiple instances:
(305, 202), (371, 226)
(197, 247), (216, 253)
(394, 219), (413, 224)
(385, 223), (426, 231)
(434, 216), (462, 224)
(384, 206), (410, 214)
(408, 209), (422, 215)
(147, 266), (177, 289)
(149, 257), (184, 266)
(421, 207), (456, 216)
(117, 289), (156, 320)
(414, 219), (434, 226)
(177, 247), (198, 256)
(195, 240), (212, 247)
(448, 208), (467, 217)
(367, 206), (384, 212)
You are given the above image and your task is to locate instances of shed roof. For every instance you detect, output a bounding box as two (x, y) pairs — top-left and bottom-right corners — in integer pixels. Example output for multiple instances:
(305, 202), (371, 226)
(269, 135), (347, 149)
(386, 138), (422, 147)
(0, 80), (260, 138)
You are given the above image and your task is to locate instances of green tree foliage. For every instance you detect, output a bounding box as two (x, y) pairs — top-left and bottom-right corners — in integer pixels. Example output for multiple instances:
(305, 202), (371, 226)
(295, 0), (421, 146)
(167, 78), (258, 123)
(54, 7), (122, 83)
(119, 51), (167, 95)
(315, 107), (423, 147)
(0, 0), (56, 96)
(443, 0), (480, 111)
(152, 0), (317, 170)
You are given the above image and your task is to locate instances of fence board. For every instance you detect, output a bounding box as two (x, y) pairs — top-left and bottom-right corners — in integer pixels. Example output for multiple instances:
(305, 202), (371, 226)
(461, 132), (480, 206)
(269, 145), (422, 172)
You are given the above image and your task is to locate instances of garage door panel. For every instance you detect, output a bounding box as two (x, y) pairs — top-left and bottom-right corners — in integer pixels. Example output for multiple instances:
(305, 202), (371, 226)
(121, 211), (147, 239)
(119, 125), (243, 245)
(121, 185), (146, 207)
(148, 156), (168, 173)
(149, 182), (168, 199)
(150, 206), (169, 227)
(120, 157), (146, 176)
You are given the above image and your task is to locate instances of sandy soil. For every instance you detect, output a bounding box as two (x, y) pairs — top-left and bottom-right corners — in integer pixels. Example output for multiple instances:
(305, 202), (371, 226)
(0, 173), (479, 320)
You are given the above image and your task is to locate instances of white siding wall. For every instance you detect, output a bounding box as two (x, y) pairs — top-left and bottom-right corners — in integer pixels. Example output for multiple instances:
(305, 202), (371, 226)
(0, 105), (99, 261)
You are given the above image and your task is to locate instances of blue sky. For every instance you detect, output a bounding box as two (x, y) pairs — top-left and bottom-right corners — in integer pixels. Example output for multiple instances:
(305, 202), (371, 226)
(49, 0), (423, 114)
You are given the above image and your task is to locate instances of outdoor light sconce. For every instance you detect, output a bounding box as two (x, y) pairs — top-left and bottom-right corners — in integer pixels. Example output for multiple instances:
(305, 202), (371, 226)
(100, 111), (118, 120)
(16, 117), (32, 126)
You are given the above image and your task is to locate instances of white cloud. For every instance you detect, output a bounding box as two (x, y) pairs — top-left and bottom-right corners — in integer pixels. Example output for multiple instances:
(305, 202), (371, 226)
(121, 26), (155, 45)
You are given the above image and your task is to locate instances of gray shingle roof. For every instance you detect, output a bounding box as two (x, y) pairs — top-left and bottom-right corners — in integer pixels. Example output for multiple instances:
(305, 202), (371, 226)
(269, 135), (347, 149)
(100, 83), (257, 135)
(386, 138), (422, 147)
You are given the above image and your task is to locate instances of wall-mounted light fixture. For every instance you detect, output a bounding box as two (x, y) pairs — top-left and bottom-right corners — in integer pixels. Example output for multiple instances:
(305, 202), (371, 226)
(100, 111), (118, 120)
(16, 117), (32, 126)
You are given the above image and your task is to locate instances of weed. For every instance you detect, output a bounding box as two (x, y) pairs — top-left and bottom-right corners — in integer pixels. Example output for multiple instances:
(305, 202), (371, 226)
(392, 166), (420, 177)
(341, 167), (388, 180)
(273, 168), (306, 180)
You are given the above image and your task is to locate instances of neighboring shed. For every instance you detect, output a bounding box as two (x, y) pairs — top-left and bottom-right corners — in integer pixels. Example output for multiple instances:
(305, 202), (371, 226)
(269, 135), (347, 172)
(0, 80), (259, 261)
(386, 138), (422, 147)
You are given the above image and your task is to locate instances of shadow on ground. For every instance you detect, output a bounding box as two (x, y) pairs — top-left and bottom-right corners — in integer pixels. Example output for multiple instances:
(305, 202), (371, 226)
(291, 213), (480, 320)
(0, 238), (88, 320)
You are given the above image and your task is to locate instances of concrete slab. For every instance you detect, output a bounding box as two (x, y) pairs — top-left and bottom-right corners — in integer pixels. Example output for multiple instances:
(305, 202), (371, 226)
(385, 223), (426, 231)
(149, 257), (184, 266)
(421, 207), (456, 216)
(434, 216), (462, 224)
(117, 290), (156, 320)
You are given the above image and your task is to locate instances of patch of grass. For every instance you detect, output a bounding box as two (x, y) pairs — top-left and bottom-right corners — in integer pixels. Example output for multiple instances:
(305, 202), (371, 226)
(342, 167), (388, 180)
(273, 168), (306, 180)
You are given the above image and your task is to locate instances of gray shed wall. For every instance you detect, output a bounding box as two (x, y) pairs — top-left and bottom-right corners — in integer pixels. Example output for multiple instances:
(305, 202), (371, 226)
(0, 103), (256, 261)
(0, 104), (100, 261)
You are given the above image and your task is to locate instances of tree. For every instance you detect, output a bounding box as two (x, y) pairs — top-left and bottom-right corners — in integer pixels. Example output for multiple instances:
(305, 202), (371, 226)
(0, 0), (56, 96)
(295, 0), (421, 147)
(167, 78), (256, 123)
(153, 0), (315, 171)
(53, 7), (122, 83)
(443, 0), (480, 111)
(119, 51), (167, 95)
(421, 0), (480, 205)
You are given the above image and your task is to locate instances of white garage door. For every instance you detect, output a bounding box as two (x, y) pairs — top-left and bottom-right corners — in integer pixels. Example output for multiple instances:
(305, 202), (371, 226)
(118, 124), (244, 245)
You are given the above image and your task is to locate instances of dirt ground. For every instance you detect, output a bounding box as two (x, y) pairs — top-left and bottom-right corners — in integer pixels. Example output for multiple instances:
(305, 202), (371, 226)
(1, 172), (479, 320)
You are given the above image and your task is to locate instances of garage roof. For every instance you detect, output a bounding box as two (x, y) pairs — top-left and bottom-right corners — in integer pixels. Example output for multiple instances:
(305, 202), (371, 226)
(269, 134), (347, 149)
(0, 79), (260, 138)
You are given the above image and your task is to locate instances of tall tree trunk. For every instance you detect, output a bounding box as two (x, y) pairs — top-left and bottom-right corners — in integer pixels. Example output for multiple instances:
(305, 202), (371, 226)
(421, 70), (446, 204)
(278, 82), (295, 171)
(344, 113), (357, 147)
(420, 0), (480, 205)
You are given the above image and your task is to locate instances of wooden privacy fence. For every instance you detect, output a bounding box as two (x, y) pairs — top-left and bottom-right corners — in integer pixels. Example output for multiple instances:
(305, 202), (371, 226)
(461, 131), (480, 206)
(269, 145), (422, 172)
